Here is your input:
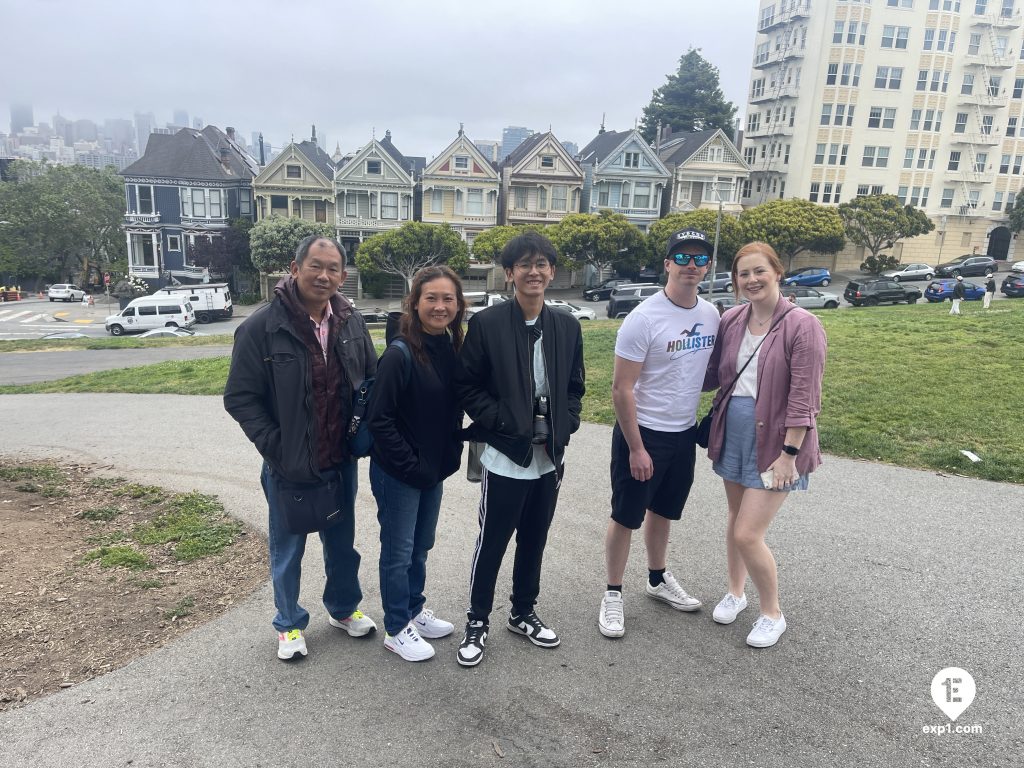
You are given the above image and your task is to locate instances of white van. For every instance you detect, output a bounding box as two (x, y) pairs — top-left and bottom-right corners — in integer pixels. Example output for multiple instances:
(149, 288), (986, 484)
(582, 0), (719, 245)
(154, 283), (232, 324)
(105, 296), (195, 336)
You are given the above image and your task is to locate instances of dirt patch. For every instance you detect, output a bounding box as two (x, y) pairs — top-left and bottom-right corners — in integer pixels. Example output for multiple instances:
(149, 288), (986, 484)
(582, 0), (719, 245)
(0, 459), (266, 712)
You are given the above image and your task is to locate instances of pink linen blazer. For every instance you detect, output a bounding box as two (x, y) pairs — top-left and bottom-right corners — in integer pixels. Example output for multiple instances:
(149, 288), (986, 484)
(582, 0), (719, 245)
(702, 297), (827, 475)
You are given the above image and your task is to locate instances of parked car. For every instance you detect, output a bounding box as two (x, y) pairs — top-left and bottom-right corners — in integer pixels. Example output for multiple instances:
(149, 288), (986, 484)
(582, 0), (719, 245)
(696, 272), (733, 294)
(607, 284), (660, 318)
(782, 267), (832, 287)
(1010, 260), (1024, 273)
(1000, 273), (1024, 297)
(784, 287), (841, 309)
(137, 327), (205, 338)
(545, 299), (596, 320)
(47, 284), (86, 302)
(464, 292), (508, 316)
(923, 279), (985, 302)
(357, 308), (391, 324)
(708, 295), (746, 312)
(935, 254), (998, 278)
(843, 279), (921, 306)
(882, 263), (935, 282)
(636, 266), (659, 283)
(582, 278), (632, 301)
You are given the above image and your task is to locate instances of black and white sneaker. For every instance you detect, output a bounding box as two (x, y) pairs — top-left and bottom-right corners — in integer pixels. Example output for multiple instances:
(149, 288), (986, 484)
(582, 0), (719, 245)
(506, 610), (560, 648)
(457, 620), (488, 667)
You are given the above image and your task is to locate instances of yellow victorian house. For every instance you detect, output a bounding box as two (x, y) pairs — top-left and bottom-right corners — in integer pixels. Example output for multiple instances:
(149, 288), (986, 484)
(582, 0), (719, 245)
(421, 127), (500, 250)
(252, 128), (336, 225)
(499, 131), (583, 226)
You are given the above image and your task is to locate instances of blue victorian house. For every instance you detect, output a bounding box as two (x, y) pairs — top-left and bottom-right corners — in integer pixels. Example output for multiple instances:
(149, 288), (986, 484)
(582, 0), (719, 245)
(119, 126), (258, 285)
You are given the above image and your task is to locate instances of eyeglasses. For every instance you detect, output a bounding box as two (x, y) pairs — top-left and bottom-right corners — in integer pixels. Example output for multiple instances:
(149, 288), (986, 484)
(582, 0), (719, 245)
(671, 252), (710, 267)
(513, 259), (551, 272)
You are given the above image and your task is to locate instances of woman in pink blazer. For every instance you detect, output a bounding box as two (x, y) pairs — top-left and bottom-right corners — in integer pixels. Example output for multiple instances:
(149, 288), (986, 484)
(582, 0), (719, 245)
(702, 242), (826, 648)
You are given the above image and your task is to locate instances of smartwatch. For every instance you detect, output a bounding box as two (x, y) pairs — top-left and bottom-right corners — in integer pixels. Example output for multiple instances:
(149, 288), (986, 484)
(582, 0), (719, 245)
(781, 444), (800, 456)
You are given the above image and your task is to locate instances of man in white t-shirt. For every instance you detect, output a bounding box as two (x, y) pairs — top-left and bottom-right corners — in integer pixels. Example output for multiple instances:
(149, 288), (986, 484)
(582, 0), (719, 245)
(599, 228), (720, 638)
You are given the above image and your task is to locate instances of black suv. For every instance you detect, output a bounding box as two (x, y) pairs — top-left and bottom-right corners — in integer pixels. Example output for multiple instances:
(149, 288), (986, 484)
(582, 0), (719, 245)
(935, 255), (998, 278)
(607, 284), (660, 318)
(844, 279), (922, 306)
(582, 278), (632, 302)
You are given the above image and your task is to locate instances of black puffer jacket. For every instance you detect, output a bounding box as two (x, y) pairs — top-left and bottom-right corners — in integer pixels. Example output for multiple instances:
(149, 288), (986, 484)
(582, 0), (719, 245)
(456, 299), (585, 468)
(223, 280), (377, 484)
(367, 332), (463, 489)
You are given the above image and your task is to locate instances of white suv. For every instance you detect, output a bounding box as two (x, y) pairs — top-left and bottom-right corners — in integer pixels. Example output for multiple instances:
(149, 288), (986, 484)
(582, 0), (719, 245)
(48, 284), (86, 302)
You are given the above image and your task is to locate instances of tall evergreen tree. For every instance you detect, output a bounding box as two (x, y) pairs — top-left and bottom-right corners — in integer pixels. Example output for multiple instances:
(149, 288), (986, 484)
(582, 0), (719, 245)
(640, 48), (737, 142)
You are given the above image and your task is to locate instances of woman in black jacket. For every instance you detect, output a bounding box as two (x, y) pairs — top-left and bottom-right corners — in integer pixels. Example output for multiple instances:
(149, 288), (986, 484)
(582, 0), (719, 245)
(367, 265), (466, 662)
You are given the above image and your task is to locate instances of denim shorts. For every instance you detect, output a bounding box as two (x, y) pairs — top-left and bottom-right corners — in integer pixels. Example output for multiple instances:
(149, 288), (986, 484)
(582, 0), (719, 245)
(712, 397), (808, 492)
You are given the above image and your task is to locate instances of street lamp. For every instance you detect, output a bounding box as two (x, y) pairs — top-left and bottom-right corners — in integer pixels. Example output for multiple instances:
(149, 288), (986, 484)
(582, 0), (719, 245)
(708, 180), (733, 304)
(936, 214), (948, 269)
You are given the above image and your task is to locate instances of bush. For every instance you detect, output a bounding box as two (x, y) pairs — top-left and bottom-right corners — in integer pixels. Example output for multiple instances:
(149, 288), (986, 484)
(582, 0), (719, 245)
(860, 254), (901, 274)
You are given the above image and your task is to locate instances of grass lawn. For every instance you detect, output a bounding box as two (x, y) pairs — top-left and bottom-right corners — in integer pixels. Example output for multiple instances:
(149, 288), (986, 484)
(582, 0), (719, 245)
(0, 335), (235, 353)
(2, 301), (1022, 483)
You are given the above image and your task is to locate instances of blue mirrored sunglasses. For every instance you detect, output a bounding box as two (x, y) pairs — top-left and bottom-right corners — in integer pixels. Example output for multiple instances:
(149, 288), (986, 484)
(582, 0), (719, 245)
(671, 252), (710, 266)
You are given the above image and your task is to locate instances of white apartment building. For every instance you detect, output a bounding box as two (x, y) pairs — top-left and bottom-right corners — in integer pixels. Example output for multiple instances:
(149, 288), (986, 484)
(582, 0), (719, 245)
(743, 0), (1023, 266)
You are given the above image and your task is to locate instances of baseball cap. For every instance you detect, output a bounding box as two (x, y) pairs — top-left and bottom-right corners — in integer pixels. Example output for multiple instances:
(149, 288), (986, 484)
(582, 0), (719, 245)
(666, 228), (713, 258)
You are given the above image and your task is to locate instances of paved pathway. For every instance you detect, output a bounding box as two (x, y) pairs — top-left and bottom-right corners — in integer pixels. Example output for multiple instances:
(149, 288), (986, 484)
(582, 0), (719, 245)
(0, 394), (1017, 767)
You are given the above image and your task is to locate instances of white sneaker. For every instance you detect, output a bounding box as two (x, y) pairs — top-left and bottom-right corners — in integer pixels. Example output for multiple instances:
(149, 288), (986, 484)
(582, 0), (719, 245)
(645, 571), (702, 611)
(412, 608), (454, 639)
(598, 591), (625, 638)
(384, 624), (435, 662)
(277, 629), (307, 660)
(328, 609), (378, 637)
(746, 613), (787, 648)
(712, 593), (748, 625)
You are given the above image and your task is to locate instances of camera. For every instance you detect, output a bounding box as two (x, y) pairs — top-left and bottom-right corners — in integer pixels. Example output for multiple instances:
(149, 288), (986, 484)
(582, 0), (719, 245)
(532, 395), (550, 445)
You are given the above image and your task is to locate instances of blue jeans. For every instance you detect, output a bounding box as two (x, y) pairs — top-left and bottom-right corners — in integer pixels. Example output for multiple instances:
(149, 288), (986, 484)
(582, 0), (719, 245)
(370, 460), (443, 636)
(261, 461), (363, 632)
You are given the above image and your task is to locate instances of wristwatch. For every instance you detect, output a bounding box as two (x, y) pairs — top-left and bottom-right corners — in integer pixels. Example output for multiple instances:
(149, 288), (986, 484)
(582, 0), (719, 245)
(781, 444), (800, 456)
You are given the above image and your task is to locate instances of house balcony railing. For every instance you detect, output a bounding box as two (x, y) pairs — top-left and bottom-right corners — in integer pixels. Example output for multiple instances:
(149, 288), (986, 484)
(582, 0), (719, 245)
(970, 12), (1023, 28)
(963, 53), (1015, 69)
(180, 215), (230, 227)
(749, 85), (800, 104)
(589, 205), (661, 217)
(944, 169), (990, 183)
(957, 91), (1010, 107)
(745, 124), (794, 138)
(507, 209), (570, 219)
(950, 132), (1002, 145)
(124, 212), (160, 225)
(335, 216), (404, 229)
(128, 264), (160, 278)
(753, 48), (804, 70)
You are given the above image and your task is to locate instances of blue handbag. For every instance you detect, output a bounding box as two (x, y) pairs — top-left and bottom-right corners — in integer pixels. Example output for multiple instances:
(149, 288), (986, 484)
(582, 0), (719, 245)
(347, 339), (411, 458)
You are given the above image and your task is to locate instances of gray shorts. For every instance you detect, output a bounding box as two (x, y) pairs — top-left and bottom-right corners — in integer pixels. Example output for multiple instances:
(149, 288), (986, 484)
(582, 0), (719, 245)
(712, 397), (808, 492)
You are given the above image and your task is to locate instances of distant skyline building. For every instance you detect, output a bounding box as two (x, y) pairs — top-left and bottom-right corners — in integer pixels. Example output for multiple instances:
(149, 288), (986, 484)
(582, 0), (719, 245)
(500, 125), (534, 162)
(474, 139), (500, 163)
(173, 109), (189, 128)
(193, 117), (203, 129)
(133, 111), (155, 154)
(10, 103), (33, 135)
(561, 140), (578, 157)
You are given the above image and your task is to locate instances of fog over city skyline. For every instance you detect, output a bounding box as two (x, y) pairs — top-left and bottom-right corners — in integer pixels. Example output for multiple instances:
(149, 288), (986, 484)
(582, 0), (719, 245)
(2, 0), (758, 156)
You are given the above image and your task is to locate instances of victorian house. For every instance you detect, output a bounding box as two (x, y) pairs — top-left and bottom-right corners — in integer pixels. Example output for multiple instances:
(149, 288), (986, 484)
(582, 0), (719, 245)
(253, 128), (336, 226)
(420, 127), (500, 250)
(499, 131), (583, 226)
(334, 130), (419, 256)
(119, 126), (257, 284)
(577, 127), (671, 233)
(656, 128), (749, 215)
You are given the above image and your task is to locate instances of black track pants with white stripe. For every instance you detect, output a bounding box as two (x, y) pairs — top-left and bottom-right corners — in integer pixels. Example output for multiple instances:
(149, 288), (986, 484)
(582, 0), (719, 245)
(466, 467), (560, 622)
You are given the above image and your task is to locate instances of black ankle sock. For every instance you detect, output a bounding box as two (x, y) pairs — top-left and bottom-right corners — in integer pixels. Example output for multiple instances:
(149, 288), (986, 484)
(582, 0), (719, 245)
(648, 569), (666, 587)
(607, 584), (622, 593)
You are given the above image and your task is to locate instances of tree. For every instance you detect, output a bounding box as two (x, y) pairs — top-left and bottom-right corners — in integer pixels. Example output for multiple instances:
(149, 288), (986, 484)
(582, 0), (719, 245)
(470, 224), (546, 264)
(1007, 194), (1024, 233)
(188, 218), (254, 279)
(648, 210), (745, 269)
(249, 216), (334, 273)
(639, 48), (737, 143)
(0, 160), (126, 287)
(838, 194), (935, 274)
(548, 211), (646, 274)
(354, 222), (469, 291)
(739, 199), (846, 269)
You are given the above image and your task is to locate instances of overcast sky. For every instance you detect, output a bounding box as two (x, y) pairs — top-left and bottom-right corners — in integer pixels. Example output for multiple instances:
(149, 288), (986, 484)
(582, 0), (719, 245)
(2, 0), (758, 158)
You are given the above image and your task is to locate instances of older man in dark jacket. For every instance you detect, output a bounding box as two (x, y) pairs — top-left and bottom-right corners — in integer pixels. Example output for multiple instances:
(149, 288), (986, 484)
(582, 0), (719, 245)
(224, 235), (378, 661)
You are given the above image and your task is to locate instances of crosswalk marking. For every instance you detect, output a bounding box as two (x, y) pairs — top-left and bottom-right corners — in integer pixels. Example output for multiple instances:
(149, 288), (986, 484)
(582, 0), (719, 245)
(19, 314), (47, 323)
(3, 310), (30, 321)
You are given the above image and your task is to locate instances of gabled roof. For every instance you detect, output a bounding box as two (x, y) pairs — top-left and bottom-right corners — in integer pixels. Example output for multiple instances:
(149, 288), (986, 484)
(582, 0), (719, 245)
(578, 129), (631, 166)
(423, 131), (501, 180)
(503, 132), (546, 168)
(503, 131), (583, 178)
(335, 136), (415, 184)
(657, 129), (721, 167)
(120, 126), (257, 182)
(295, 139), (336, 179)
(378, 131), (424, 179)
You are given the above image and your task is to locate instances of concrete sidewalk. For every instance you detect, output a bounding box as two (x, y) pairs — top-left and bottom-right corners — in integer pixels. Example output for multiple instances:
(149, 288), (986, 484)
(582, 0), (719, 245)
(0, 394), (1017, 767)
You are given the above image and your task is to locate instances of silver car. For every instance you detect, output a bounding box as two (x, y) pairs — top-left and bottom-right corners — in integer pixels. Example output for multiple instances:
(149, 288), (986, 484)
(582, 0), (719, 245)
(882, 263), (935, 282)
(697, 272), (733, 294)
(47, 283), (86, 302)
(783, 287), (841, 309)
(545, 299), (596, 320)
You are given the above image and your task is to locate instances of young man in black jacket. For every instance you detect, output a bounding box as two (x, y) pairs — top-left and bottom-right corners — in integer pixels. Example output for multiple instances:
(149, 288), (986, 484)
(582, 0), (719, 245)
(224, 235), (378, 661)
(454, 231), (585, 667)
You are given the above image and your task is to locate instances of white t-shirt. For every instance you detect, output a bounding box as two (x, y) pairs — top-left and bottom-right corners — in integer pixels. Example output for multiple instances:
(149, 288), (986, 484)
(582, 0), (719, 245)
(480, 318), (556, 479)
(733, 327), (764, 398)
(614, 291), (720, 432)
